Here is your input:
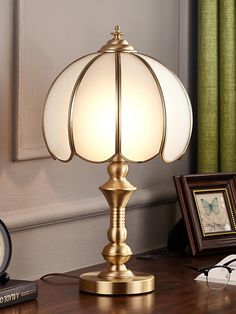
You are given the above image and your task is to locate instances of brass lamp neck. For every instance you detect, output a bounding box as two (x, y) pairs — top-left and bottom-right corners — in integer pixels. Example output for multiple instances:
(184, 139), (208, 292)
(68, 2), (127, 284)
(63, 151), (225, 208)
(98, 160), (136, 279)
(98, 26), (137, 53)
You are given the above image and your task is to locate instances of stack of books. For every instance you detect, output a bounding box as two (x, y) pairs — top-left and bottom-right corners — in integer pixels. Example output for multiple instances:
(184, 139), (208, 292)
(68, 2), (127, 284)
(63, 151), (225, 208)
(0, 279), (37, 308)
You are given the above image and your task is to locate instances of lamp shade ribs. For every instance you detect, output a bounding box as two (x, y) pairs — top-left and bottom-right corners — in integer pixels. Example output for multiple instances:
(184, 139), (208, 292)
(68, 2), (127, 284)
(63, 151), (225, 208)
(43, 37), (192, 164)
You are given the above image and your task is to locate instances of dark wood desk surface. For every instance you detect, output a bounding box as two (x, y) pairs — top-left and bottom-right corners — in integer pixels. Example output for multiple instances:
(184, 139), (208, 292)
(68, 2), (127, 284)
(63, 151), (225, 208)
(2, 252), (236, 314)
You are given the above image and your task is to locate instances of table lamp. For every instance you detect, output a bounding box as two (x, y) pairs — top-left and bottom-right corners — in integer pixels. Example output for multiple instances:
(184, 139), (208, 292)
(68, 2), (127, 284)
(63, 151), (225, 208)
(43, 26), (192, 295)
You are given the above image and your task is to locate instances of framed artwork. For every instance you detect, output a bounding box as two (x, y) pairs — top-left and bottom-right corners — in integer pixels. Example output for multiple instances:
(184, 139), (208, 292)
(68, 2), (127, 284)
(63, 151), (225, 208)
(174, 173), (236, 255)
(12, 0), (190, 161)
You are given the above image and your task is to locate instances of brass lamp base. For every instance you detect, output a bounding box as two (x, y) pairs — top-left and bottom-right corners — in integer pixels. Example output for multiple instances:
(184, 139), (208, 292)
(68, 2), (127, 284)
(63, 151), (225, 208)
(79, 271), (155, 295)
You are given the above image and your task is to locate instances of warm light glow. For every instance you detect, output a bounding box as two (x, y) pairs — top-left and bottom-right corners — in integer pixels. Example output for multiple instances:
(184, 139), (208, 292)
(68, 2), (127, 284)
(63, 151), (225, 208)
(72, 54), (116, 162)
(43, 53), (99, 161)
(120, 53), (164, 161)
(139, 55), (192, 162)
(43, 41), (192, 163)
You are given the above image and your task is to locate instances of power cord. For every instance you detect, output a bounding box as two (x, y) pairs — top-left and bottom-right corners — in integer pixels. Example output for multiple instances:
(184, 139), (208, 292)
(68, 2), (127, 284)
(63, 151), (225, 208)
(40, 273), (79, 280)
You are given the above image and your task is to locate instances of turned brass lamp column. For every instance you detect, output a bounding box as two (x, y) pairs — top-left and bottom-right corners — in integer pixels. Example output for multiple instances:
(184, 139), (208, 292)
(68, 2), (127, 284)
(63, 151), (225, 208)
(99, 158), (135, 278)
(80, 158), (155, 294)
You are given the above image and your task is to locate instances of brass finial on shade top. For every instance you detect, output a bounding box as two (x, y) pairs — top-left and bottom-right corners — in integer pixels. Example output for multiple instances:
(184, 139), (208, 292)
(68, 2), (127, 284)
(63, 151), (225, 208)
(111, 26), (124, 40)
(98, 26), (137, 53)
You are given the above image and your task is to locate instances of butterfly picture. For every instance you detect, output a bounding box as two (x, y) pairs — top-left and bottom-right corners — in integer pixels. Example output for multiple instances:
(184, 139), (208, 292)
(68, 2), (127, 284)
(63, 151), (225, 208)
(195, 192), (232, 234)
(201, 197), (220, 216)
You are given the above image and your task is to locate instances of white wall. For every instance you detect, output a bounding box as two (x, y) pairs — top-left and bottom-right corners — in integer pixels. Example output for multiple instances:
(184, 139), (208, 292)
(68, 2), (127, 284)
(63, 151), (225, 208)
(0, 0), (192, 279)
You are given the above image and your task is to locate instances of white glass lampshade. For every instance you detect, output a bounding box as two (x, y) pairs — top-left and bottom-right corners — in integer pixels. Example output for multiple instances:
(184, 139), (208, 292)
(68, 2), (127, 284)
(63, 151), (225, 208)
(43, 30), (192, 164)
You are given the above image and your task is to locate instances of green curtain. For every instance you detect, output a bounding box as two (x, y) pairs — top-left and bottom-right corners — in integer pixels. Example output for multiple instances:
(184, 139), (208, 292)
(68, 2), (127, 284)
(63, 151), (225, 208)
(198, 0), (236, 173)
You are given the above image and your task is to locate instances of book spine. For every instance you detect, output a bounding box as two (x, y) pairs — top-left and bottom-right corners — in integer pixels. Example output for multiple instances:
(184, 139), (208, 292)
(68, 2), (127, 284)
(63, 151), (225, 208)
(0, 282), (37, 308)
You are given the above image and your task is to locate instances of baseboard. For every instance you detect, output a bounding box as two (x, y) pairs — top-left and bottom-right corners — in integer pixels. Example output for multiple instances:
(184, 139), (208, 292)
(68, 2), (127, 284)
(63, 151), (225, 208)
(2, 184), (176, 232)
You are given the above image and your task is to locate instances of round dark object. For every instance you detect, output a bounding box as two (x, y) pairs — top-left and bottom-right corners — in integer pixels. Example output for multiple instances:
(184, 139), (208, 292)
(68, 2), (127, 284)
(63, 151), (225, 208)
(0, 220), (12, 279)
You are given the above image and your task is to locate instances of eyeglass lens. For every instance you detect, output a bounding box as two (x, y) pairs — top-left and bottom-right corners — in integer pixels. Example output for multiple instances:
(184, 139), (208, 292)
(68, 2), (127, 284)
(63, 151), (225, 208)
(207, 267), (230, 290)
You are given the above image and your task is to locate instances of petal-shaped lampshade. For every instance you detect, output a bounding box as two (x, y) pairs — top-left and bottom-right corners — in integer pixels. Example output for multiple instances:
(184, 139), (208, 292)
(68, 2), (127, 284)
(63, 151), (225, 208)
(43, 29), (192, 163)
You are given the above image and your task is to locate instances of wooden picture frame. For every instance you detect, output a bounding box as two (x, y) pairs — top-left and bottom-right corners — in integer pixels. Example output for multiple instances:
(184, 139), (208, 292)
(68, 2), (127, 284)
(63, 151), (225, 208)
(174, 173), (236, 255)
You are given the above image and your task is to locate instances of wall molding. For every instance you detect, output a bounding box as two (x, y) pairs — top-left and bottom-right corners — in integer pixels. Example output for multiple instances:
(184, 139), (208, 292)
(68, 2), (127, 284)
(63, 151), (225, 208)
(3, 185), (176, 232)
(13, 0), (49, 160)
(178, 0), (190, 90)
(13, 0), (189, 161)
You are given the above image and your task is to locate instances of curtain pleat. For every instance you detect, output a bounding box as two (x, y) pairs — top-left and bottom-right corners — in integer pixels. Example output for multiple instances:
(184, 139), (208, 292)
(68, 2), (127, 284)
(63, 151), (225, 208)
(220, 0), (236, 172)
(198, 0), (236, 173)
(198, 0), (219, 173)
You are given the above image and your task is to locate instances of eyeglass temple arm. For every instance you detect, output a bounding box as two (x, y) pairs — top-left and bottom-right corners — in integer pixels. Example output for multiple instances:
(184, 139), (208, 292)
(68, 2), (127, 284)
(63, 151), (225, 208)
(223, 258), (236, 267)
(182, 264), (208, 274)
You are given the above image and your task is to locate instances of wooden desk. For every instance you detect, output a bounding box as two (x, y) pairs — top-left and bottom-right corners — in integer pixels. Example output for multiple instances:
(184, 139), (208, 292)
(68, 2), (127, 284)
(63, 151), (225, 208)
(2, 252), (236, 313)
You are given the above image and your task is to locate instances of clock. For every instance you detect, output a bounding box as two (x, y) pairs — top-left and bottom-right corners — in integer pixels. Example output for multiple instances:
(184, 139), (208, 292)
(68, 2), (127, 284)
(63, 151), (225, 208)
(0, 220), (12, 284)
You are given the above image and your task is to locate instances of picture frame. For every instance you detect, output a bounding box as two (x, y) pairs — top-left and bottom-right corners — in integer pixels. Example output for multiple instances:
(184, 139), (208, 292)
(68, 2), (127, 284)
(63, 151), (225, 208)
(174, 173), (236, 255)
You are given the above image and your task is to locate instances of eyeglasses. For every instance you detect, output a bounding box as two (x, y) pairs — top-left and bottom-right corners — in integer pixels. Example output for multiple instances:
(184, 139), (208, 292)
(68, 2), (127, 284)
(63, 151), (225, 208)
(183, 258), (236, 290)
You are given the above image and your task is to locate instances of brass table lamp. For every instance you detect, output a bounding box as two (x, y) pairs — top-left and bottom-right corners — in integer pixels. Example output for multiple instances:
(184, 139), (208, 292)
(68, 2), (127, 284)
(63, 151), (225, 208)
(43, 26), (192, 295)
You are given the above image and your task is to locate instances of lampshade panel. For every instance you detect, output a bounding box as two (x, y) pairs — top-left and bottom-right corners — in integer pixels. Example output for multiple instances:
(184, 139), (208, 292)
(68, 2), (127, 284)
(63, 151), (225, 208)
(120, 53), (164, 162)
(43, 53), (99, 161)
(139, 55), (192, 162)
(72, 53), (116, 162)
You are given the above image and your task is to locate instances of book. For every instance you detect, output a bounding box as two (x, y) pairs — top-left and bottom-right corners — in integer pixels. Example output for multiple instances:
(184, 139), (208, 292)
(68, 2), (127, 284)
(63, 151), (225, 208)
(0, 279), (37, 308)
(195, 254), (236, 285)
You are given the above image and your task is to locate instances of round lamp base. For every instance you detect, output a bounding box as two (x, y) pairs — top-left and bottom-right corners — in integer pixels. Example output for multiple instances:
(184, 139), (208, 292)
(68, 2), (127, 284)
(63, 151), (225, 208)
(79, 271), (155, 295)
